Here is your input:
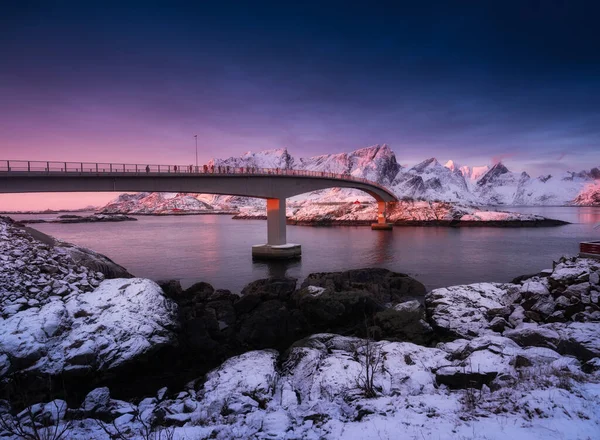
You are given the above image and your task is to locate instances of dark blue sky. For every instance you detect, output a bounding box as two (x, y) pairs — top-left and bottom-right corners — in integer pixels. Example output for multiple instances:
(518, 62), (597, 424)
(1, 0), (599, 174)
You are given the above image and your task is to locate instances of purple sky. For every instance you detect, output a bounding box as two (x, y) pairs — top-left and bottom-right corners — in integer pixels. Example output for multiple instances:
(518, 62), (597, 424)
(1, 1), (599, 210)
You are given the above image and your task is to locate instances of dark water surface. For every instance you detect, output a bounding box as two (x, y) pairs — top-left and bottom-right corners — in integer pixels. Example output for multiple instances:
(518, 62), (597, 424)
(10, 207), (600, 293)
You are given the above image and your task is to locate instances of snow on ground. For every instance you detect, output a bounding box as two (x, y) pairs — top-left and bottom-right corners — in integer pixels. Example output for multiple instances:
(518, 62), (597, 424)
(5, 333), (598, 439)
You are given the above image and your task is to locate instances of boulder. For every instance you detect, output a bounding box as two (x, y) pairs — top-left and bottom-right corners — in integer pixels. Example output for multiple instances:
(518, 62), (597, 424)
(504, 325), (560, 350)
(293, 288), (384, 333)
(237, 300), (307, 349)
(436, 336), (522, 389)
(79, 387), (135, 421)
(425, 283), (518, 339)
(300, 268), (426, 304)
(184, 281), (215, 301)
(505, 322), (600, 361)
(0, 278), (179, 380)
(373, 304), (434, 345)
(240, 277), (297, 300)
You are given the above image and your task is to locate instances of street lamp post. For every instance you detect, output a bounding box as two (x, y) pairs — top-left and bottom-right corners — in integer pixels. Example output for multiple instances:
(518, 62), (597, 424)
(194, 134), (198, 168)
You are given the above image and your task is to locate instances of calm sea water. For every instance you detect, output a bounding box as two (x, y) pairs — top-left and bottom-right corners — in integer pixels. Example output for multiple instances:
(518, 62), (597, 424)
(9, 207), (600, 293)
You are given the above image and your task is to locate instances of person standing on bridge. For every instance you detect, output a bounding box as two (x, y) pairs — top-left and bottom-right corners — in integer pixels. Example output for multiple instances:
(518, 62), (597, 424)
(145, 165), (150, 173)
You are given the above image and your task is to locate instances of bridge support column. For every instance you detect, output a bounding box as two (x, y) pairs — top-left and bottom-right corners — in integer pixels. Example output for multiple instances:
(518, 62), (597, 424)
(252, 198), (302, 259)
(371, 201), (393, 230)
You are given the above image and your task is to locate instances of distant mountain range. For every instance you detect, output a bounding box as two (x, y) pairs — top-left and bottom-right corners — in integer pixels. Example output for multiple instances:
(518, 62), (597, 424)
(101, 144), (600, 213)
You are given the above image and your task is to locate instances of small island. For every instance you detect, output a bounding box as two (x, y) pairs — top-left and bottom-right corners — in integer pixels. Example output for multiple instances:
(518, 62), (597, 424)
(17, 213), (138, 224)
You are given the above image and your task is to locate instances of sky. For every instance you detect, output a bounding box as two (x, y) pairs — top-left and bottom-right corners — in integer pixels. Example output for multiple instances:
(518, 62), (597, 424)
(1, 0), (599, 210)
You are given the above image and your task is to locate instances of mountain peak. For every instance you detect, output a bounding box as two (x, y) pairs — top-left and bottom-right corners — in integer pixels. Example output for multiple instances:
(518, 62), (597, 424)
(444, 160), (459, 171)
(411, 158), (440, 173)
(477, 162), (511, 186)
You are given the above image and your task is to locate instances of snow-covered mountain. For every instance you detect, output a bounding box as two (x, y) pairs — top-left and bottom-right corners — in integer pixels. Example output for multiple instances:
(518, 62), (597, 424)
(297, 144), (400, 185)
(572, 181), (600, 206)
(99, 145), (600, 213)
(444, 160), (490, 188)
(208, 148), (295, 170)
(102, 192), (217, 214)
(390, 158), (477, 204)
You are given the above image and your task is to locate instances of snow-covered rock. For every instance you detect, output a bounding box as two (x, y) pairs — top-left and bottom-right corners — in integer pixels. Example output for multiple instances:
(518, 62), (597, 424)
(426, 283), (520, 338)
(427, 256), (600, 365)
(0, 217), (129, 318)
(0, 278), (178, 379)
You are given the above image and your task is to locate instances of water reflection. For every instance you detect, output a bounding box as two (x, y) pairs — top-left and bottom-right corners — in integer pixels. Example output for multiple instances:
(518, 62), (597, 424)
(252, 258), (302, 279)
(370, 229), (395, 265)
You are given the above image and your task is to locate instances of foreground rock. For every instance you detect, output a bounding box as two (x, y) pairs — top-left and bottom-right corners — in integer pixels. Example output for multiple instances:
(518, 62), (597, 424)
(0, 217), (178, 395)
(1, 216), (131, 282)
(164, 268), (433, 364)
(1, 218), (122, 318)
(2, 333), (598, 439)
(0, 278), (178, 380)
(426, 256), (600, 363)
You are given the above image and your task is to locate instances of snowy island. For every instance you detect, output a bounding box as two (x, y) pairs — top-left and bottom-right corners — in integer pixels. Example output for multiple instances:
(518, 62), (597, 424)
(0, 215), (599, 439)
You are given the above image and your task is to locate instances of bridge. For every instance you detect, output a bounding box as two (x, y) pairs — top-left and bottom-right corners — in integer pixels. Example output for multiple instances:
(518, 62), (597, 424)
(0, 160), (398, 259)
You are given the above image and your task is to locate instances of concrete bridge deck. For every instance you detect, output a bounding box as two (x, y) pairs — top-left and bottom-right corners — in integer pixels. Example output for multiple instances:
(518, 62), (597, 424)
(0, 160), (398, 258)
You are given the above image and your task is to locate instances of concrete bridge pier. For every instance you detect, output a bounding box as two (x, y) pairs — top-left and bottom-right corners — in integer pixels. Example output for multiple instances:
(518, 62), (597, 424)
(252, 198), (302, 259)
(371, 201), (393, 230)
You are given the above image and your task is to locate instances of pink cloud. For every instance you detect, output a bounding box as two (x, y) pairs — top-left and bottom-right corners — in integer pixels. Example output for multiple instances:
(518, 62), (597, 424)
(491, 153), (517, 164)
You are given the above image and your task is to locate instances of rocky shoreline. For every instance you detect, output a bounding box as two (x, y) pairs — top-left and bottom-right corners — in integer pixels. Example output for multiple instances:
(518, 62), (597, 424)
(119, 211), (239, 216)
(233, 200), (571, 228)
(233, 215), (569, 227)
(0, 217), (598, 439)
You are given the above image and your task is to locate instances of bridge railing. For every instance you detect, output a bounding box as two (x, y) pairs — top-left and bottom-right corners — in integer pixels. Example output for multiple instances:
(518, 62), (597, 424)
(0, 160), (392, 193)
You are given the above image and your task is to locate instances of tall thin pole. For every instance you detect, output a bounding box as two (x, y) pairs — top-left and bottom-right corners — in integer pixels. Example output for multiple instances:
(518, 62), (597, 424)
(194, 134), (198, 168)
